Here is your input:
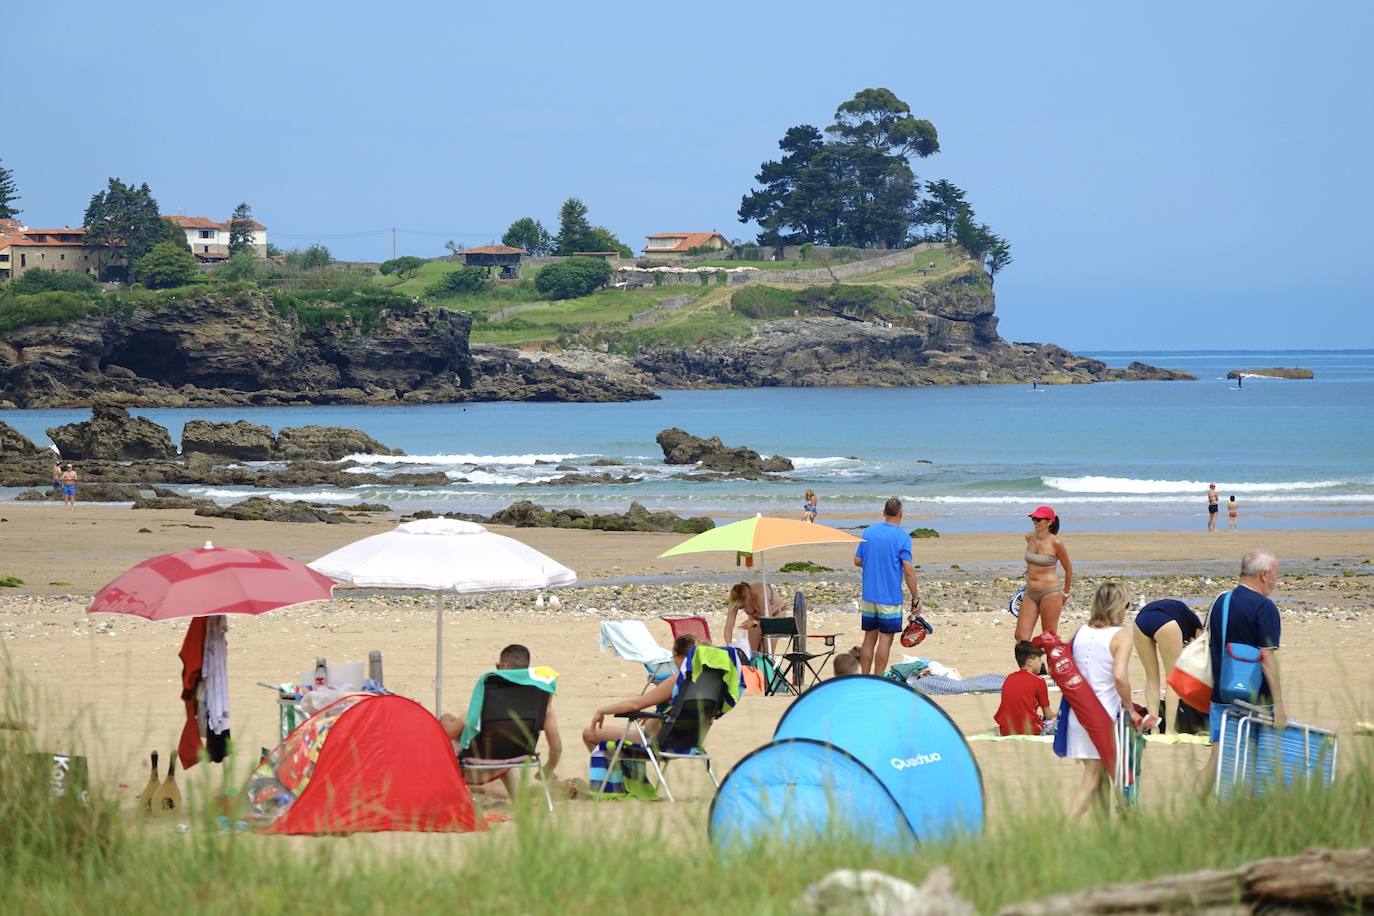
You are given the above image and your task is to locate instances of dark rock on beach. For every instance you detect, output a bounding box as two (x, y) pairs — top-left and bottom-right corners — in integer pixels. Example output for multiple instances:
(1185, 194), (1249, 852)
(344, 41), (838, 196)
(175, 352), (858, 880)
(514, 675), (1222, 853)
(519, 472), (643, 487)
(195, 496), (357, 524)
(408, 499), (714, 535)
(465, 346), (658, 403)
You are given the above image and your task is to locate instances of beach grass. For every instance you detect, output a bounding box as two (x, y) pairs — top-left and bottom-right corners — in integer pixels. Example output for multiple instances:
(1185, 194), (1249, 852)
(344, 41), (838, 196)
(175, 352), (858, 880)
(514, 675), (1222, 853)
(4, 672), (1371, 916)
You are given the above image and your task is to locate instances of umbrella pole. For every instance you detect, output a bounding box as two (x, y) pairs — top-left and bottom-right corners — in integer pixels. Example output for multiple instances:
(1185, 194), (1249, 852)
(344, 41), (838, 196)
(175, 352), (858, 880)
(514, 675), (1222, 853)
(435, 591), (444, 714)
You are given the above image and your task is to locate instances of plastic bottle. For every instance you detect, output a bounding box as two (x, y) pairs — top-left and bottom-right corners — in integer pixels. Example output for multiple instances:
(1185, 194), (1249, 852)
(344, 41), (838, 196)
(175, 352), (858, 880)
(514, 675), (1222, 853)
(314, 657), (327, 687)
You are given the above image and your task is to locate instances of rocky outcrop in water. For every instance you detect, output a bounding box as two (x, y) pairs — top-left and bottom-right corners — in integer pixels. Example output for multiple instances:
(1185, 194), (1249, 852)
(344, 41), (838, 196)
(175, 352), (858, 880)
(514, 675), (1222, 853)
(656, 428), (794, 478)
(1227, 367), (1313, 380)
(0, 420), (40, 456)
(180, 420), (277, 460)
(47, 406), (176, 460)
(465, 347), (658, 402)
(274, 425), (400, 461)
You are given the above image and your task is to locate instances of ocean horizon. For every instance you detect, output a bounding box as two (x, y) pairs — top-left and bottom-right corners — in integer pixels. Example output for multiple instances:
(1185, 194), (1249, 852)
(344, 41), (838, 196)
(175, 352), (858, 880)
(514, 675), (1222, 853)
(5, 348), (1371, 533)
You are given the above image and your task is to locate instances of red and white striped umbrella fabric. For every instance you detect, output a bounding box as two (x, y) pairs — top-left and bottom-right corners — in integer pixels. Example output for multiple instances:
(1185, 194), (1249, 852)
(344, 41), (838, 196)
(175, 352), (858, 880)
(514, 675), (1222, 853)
(88, 542), (336, 622)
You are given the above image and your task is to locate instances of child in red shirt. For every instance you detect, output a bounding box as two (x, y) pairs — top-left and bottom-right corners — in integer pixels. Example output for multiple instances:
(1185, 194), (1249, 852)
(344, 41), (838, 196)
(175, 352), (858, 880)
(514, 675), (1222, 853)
(995, 641), (1055, 736)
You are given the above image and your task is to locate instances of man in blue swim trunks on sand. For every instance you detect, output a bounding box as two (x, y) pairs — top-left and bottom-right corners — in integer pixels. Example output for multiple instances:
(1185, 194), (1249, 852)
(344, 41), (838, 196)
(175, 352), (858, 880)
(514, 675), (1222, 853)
(853, 498), (921, 675)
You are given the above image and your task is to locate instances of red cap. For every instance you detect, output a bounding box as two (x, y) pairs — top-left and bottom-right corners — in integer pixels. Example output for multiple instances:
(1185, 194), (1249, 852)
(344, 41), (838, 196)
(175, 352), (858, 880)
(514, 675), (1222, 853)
(1028, 506), (1056, 520)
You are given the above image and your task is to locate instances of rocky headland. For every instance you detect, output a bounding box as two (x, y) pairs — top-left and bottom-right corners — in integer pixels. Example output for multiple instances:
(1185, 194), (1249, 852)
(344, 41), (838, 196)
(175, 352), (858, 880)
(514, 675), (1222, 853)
(0, 291), (654, 408)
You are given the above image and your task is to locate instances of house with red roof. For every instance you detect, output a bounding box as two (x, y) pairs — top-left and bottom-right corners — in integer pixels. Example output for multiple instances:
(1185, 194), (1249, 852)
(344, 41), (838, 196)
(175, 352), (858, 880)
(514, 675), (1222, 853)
(641, 231), (732, 257)
(0, 219), (124, 282)
(165, 214), (269, 261)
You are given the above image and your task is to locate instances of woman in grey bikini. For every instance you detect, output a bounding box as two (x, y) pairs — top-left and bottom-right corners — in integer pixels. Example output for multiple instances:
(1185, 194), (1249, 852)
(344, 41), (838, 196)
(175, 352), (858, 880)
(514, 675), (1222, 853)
(1017, 506), (1072, 641)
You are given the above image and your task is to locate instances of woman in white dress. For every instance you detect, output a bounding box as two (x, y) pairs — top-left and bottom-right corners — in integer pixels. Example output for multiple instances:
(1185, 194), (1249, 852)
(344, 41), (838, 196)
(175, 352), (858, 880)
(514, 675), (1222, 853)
(1064, 582), (1142, 817)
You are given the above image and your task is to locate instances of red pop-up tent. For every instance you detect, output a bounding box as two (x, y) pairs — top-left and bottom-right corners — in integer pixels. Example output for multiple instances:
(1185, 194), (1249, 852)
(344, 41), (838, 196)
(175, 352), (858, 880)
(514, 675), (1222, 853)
(242, 693), (483, 835)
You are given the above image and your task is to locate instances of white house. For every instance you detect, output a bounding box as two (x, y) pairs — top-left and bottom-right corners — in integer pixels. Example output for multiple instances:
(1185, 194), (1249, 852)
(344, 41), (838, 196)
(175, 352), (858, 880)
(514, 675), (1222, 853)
(165, 214), (269, 261)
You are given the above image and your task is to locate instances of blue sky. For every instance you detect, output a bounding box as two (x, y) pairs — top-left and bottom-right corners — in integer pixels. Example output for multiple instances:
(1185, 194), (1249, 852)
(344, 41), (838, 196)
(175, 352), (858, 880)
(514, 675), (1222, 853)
(9, 1), (1371, 349)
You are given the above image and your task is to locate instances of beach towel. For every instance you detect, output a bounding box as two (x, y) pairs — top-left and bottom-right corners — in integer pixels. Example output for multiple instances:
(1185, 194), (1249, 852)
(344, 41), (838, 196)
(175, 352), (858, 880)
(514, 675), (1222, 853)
(588, 740), (658, 800)
(884, 659), (931, 683)
(598, 620), (673, 667)
(1033, 631), (1116, 771)
(682, 645), (745, 713)
(177, 617), (207, 770)
(458, 666), (558, 752)
(912, 673), (1007, 696)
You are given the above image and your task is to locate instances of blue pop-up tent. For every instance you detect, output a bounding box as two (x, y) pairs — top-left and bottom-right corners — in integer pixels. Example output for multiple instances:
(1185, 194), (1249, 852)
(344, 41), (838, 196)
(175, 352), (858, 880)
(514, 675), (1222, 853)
(709, 676), (983, 850)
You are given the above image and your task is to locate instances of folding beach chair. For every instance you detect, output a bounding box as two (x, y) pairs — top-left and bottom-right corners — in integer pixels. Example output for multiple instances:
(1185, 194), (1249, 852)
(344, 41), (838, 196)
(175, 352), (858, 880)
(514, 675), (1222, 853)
(757, 616), (836, 696)
(599, 665), (729, 802)
(661, 615), (711, 645)
(1215, 701), (1338, 801)
(1113, 710), (1145, 809)
(458, 675), (554, 812)
(599, 620), (677, 694)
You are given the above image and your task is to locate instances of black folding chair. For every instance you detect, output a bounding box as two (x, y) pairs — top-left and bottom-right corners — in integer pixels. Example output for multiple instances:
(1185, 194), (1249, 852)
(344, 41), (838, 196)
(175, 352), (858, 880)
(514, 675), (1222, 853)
(600, 665), (728, 802)
(457, 675), (554, 812)
(757, 616), (836, 695)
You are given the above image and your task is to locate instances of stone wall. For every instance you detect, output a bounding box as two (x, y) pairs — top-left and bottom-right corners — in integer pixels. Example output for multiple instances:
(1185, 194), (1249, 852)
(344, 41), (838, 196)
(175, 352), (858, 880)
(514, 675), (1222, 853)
(628, 294), (697, 327)
(736, 247), (922, 285)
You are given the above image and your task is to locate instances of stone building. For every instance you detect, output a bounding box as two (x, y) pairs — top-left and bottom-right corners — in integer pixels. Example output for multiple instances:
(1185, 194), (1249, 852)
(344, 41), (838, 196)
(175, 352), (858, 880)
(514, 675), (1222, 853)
(0, 219), (125, 282)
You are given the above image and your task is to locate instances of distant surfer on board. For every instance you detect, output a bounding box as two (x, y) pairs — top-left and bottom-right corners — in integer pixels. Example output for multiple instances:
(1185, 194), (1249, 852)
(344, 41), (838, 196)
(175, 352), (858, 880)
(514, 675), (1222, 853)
(1031, 376), (1038, 390)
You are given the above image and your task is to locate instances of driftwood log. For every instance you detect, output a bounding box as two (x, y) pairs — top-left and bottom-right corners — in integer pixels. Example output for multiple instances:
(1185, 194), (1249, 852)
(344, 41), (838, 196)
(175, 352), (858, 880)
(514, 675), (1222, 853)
(998, 846), (1374, 915)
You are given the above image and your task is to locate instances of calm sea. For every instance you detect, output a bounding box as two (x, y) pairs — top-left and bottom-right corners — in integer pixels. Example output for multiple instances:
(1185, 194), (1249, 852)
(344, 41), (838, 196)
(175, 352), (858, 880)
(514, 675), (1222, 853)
(4, 350), (1371, 532)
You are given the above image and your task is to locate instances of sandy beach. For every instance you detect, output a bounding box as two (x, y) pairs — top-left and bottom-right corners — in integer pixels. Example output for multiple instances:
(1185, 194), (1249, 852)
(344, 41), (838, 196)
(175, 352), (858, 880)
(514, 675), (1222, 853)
(2, 502), (1371, 834)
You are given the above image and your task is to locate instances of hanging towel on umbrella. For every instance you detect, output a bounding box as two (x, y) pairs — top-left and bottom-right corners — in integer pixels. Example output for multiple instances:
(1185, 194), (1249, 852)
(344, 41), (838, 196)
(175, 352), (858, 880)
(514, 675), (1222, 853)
(177, 617), (208, 769)
(203, 615), (231, 761)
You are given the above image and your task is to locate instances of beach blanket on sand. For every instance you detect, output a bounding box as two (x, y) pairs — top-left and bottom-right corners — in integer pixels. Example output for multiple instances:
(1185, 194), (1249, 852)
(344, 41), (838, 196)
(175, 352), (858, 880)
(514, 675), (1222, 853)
(458, 666), (558, 752)
(913, 674), (1007, 696)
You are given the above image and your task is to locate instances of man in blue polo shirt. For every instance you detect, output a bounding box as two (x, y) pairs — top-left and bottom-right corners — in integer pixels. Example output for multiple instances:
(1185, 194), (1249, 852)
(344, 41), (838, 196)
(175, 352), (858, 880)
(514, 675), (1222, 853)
(1199, 548), (1286, 796)
(852, 498), (921, 675)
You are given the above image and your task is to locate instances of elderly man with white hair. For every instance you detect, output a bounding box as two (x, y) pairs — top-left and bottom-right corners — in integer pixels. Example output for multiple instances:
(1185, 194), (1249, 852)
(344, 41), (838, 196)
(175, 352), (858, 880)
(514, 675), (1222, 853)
(1198, 548), (1287, 796)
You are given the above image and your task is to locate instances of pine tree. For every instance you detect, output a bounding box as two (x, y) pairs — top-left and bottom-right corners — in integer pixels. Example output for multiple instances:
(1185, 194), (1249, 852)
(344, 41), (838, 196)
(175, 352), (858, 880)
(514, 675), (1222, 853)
(228, 202), (256, 256)
(0, 158), (20, 219)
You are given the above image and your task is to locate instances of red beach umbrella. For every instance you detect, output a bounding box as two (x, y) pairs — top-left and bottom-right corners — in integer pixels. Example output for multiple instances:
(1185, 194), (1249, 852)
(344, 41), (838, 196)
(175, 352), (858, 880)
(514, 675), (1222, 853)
(88, 541), (336, 621)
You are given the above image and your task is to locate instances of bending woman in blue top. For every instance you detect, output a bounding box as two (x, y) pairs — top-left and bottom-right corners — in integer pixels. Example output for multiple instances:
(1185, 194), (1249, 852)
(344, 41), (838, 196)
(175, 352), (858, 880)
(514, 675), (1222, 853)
(1132, 598), (1204, 733)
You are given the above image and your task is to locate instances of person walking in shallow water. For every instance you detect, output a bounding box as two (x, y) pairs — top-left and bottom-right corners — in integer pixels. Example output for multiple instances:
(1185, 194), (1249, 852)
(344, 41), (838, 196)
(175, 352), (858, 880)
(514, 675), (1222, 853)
(802, 489), (818, 523)
(1206, 483), (1219, 532)
(1228, 495), (1238, 530)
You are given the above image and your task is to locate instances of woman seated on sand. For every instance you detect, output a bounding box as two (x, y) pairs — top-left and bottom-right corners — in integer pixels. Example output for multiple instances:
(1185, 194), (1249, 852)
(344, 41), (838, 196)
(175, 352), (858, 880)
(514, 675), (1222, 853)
(723, 580), (787, 653)
(582, 635), (696, 751)
(1017, 506), (1072, 641)
(1062, 582), (1143, 818)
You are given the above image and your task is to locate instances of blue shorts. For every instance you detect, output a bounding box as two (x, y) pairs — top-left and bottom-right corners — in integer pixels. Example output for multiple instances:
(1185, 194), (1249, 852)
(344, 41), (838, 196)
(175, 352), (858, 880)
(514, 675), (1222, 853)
(860, 600), (903, 634)
(62, 484), (76, 497)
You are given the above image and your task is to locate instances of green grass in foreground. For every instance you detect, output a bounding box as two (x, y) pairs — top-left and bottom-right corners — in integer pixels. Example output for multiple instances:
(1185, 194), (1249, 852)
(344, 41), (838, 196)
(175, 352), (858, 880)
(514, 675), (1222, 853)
(4, 668), (1371, 916)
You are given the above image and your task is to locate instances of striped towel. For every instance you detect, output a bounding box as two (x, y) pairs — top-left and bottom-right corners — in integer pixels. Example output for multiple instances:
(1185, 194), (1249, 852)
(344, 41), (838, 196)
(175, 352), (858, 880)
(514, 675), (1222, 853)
(912, 673), (1006, 696)
(588, 740), (658, 800)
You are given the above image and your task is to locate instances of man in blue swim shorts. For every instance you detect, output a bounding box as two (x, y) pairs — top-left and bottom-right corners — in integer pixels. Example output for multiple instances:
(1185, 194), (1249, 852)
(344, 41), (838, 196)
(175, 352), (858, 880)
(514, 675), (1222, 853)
(60, 463), (78, 509)
(852, 498), (921, 676)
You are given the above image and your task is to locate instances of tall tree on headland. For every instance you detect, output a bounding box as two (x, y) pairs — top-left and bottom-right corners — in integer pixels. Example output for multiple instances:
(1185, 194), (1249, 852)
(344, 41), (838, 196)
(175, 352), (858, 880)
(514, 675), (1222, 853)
(739, 89), (939, 249)
(825, 88), (938, 248)
(912, 179), (967, 242)
(554, 197), (594, 256)
(986, 236), (1012, 287)
(83, 178), (165, 279)
(502, 217), (553, 255)
(0, 159), (19, 219)
(228, 202), (256, 256)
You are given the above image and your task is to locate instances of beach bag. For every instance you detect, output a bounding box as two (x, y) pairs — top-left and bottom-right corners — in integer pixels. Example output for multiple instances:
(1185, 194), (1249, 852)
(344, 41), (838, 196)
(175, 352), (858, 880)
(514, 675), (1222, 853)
(1167, 635), (1214, 713)
(1033, 630), (1116, 772)
(1216, 591), (1263, 704)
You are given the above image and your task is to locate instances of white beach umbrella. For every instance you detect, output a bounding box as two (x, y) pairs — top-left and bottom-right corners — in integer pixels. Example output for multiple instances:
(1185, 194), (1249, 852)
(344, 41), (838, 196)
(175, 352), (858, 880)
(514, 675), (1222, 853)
(309, 518), (576, 712)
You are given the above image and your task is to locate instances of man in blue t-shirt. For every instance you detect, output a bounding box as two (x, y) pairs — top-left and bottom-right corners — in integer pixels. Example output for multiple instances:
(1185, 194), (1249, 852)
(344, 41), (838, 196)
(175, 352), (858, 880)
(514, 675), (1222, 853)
(1199, 548), (1286, 796)
(852, 498), (921, 675)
